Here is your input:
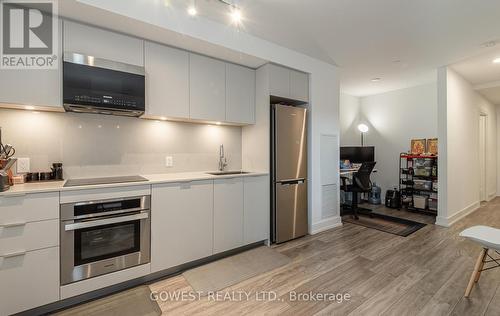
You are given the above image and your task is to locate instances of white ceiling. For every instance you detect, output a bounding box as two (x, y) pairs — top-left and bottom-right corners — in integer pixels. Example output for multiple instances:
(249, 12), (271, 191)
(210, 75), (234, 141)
(475, 86), (500, 105)
(59, 1), (268, 69)
(62, 0), (500, 97)
(451, 47), (500, 85)
(452, 47), (500, 105)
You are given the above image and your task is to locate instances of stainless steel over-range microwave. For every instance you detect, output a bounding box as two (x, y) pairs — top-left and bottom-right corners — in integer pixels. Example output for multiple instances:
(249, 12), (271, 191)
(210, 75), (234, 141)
(63, 52), (145, 117)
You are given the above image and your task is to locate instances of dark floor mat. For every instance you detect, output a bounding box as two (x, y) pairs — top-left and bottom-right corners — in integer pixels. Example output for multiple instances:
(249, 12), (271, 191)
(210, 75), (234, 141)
(343, 212), (426, 237)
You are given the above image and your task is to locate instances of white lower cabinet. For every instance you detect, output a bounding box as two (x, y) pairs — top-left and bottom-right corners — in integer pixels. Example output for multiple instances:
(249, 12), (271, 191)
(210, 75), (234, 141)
(151, 180), (214, 272)
(0, 192), (60, 315)
(0, 192), (59, 223)
(244, 176), (270, 244)
(151, 175), (269, 272)
(213, 178), (244, 254)
(0, 247), (60, 315)
(0, 219), (58, 254)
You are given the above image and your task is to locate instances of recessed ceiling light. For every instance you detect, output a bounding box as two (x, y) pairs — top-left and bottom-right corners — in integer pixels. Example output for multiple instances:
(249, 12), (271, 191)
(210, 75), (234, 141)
(371, 78), (381, 82)
(216, 122), (222, 125)
(25, 105), (35, 110)
(160, 116), (167, 121)
(493, 58), (500, 64)
(229, 7), (242, 25)
(187, 6), (197, 16)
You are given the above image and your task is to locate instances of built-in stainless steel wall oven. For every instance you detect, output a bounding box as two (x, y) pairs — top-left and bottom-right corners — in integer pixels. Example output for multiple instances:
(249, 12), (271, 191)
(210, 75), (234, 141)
(60, 195), (151, 285)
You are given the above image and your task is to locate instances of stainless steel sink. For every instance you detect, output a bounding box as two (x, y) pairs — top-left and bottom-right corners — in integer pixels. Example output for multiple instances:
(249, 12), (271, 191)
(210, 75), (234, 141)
(207, 171), (250, 176)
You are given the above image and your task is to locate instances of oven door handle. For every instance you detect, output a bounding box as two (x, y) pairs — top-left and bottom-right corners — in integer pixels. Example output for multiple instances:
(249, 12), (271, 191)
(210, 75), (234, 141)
(64, 212), (149, 231)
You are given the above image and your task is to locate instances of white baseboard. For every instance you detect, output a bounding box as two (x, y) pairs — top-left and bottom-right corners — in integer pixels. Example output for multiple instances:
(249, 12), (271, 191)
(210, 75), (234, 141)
(435, 201), (480, 227)
(310, 216), (343, 234)
(488, 192), (496, 201)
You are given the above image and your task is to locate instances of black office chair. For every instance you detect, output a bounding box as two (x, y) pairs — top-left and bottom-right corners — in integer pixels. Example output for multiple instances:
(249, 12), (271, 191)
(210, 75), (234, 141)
(342, 161), (376, 220)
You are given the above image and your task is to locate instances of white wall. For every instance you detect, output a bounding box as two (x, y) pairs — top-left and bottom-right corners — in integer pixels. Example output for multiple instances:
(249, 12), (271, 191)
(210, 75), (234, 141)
(340, 84), (438, 198)
(437, 67), (497, 226)
(497, 104), (500, 196)
(339, 93), (361, 146)
(70, 0), (341, 233)
(0, 108), (242, 178)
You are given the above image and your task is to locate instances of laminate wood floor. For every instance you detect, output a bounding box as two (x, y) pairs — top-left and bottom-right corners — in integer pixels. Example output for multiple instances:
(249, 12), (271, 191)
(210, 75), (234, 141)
(149, 199), (500, 315)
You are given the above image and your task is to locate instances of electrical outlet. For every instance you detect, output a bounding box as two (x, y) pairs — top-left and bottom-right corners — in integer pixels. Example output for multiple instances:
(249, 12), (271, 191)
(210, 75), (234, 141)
(165, 156), (173, 168)
(17, 157), (30, 173)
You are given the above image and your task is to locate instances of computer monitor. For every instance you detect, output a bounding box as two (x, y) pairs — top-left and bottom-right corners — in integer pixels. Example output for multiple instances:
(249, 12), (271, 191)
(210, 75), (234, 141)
(340, 146), (375, 163)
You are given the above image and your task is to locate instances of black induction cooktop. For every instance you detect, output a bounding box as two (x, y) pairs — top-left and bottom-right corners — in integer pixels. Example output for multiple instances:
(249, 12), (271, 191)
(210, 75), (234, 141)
(64, 175), (148, 187)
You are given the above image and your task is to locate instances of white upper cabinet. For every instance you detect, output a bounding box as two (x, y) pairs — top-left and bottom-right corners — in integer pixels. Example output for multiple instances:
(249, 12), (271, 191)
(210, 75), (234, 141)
(189, 54), (226, 122)
(268, 64), (309, 102)
(226, 63), (256, 124)
(268, 64), (291, 98)
(63, 20), (144, 66)
(213, 177), (244, 254)
(290, 70), (309, 102)
(1, 18), (258, 123)
(145, 42), (189, 119)
(0, 19), (62, 108)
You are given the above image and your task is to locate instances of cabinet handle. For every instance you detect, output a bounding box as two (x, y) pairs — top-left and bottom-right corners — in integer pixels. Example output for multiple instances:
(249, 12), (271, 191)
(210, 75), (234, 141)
(64, 212), (149, 231)
(1, 250), (26, 258)
(1, 221), (27, 228)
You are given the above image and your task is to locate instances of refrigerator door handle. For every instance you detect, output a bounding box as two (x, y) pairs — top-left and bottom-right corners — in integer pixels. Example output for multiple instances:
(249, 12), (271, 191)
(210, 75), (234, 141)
(277, 178), (306, 185)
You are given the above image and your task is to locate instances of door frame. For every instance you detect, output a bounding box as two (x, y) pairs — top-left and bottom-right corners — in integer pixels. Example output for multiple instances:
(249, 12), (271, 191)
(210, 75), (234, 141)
(479, 113), (487, 202)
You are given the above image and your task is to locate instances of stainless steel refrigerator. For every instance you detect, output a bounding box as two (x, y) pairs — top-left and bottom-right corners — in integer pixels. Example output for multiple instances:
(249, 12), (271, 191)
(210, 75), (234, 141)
(271, 104), (308, 243)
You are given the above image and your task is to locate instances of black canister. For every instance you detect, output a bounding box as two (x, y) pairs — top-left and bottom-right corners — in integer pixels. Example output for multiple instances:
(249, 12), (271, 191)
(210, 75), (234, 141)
(51, 163), (63, 180)
(27, 172), (40, 182)
(40, 172), (53, 181)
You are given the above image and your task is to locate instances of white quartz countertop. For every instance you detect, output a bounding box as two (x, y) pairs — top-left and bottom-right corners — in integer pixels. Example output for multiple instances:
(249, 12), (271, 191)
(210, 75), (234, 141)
(0, 171), (268, 197)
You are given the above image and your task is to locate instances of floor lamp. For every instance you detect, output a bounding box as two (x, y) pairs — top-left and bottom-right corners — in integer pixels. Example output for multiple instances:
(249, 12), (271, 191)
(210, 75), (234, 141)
(358, 123), (369, 146)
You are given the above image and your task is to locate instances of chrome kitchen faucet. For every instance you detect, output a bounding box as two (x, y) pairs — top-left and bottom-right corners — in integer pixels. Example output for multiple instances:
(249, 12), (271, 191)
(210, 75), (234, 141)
(219, 144), (228, 171)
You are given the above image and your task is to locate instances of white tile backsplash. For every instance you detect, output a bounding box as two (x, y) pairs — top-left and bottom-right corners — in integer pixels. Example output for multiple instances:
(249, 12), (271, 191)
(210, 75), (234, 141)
(0, 108), (242, 178)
